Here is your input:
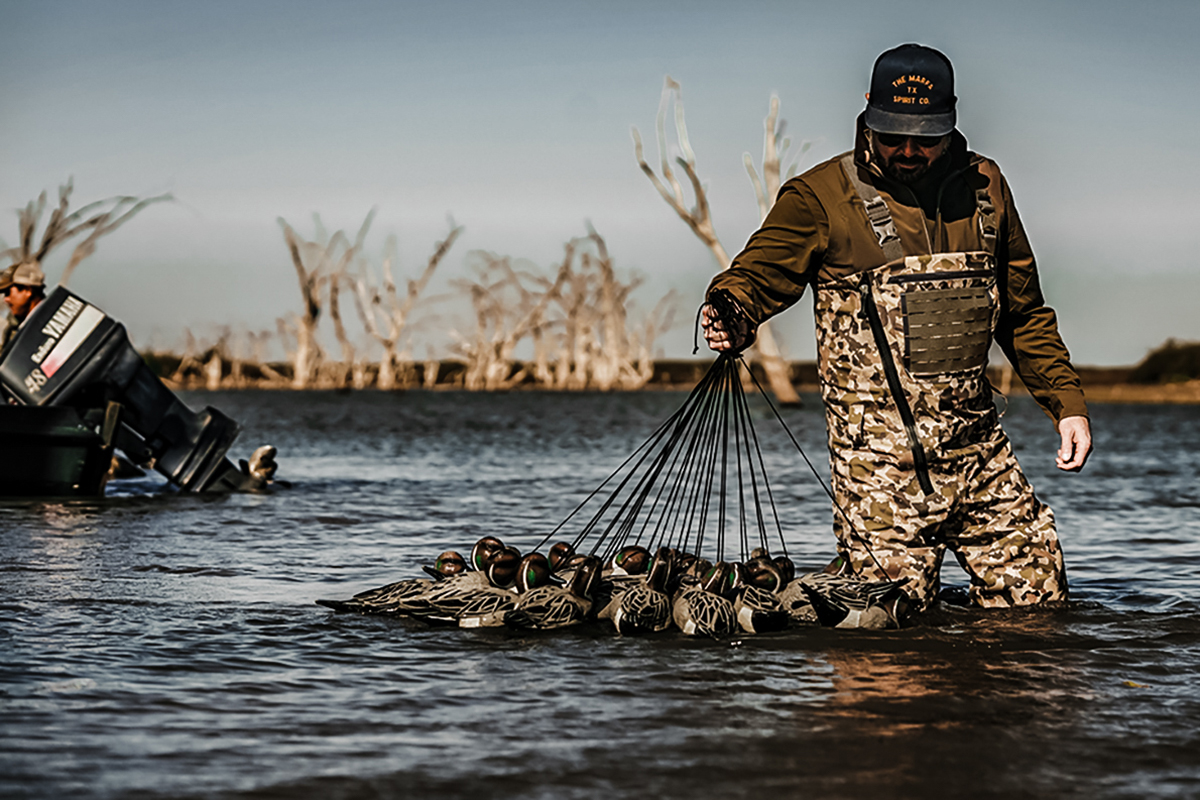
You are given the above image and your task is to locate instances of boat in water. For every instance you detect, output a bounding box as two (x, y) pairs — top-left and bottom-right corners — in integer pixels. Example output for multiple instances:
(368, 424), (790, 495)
(0, 287), (275, 498)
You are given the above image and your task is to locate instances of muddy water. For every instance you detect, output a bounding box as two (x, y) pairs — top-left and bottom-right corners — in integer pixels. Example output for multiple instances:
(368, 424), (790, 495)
(3, 390), (1198, 799)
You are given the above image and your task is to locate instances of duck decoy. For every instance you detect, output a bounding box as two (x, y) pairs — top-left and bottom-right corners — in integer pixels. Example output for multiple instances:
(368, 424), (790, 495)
(798, 571), (911, 630)
(456, 553), (555, 628)
(365, 541), (510, 617)
(315, 549), (467, 613)
(730, 562), (790, 634)
(598, 546), (675, 635)
(403, 548), (523, 620)
(504, 556), (602, 630)
(672, 561), (739, 639)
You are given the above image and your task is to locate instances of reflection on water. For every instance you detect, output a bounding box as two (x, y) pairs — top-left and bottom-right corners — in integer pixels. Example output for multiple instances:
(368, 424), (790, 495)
(2, 391), (1198, 799)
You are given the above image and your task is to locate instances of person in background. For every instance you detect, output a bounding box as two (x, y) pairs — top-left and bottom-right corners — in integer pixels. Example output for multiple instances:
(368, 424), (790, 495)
(3, 262), (48, 349)
(703, 43), (1091, 612)
(0, 265), (17, 354)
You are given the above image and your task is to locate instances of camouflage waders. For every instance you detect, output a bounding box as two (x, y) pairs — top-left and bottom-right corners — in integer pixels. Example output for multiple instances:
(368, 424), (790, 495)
(814, 157), (1067, 609)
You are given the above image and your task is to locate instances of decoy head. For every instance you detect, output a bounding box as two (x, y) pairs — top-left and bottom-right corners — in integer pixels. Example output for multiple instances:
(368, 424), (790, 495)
(517, 553), (553, 593)
(683, 557), (713, 582)
(548, 541), (576, 572)
(486, 548), (522, 588)
(773, 555), (796, 585)
(470, 537), (505, 571)
(744, 557), (785, 594)
(878, 585), (912, 628)
(674, 551), (698, 575)
(822, 554), (849, 576)
(647, 546), (675, 591)
(567, 555), (603, 600)
(559, 553), (589, 573)
(701, 561), (736, 597)
(434, 550), (468, 578)
(728, 561), (747, 585)
(610, 545), (651, 576)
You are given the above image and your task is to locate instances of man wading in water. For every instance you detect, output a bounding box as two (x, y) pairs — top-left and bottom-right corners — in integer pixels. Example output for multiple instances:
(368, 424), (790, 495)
(702, 44), (1092, 611)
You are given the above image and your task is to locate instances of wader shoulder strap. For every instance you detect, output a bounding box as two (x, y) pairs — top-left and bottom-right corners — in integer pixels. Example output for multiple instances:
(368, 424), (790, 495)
(842, 155), (1000, 257)
(841, 154), (904, 263)
(975, 187), (998, 254)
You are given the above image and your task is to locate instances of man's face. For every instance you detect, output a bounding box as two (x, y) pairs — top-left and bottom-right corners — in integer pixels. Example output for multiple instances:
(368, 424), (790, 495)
(5, 285), (36, 319)
(872, 132), (950, 184)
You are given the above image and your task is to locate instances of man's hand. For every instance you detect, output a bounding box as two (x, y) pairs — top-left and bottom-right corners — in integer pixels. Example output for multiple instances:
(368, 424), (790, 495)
(701, 302), (754, 353)
(1056, 416), (1092, 472)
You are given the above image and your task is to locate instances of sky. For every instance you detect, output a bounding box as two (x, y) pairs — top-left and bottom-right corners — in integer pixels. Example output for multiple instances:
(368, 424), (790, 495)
(2, 0), (1198, 366)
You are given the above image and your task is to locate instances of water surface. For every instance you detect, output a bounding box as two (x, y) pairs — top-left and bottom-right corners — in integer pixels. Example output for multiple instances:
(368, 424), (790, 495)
(3, 391), (1198, 798)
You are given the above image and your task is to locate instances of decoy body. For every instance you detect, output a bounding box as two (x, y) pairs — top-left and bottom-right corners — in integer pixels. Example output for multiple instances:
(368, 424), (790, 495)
(315, 549), (467, 613)
(599, 547), (674, 635)
(450, 553), (554, 628)
(672, 561), (739, 639)
(799, 571), (911, 630)
(730, 562), (790, 634)
(504, 556), (602, 631)
(406, 549), (524, 623)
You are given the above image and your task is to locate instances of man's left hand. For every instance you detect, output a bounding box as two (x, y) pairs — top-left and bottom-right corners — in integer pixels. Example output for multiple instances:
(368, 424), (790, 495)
(1056, 416), (1092, 472)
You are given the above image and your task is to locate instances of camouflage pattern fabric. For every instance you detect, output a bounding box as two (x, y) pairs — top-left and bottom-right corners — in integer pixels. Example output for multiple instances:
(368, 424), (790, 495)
(0, 313), (19, 355)
(816, 251), (1067, 609)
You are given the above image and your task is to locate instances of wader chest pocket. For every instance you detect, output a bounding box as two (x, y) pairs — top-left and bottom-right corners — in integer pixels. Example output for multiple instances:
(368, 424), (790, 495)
(901, 285), (991, 376)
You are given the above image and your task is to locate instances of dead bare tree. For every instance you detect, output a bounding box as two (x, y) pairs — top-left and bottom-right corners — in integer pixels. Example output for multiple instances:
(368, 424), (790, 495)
(451, 251), (569, 391)
(507, 229), (675, 392)
(248, 329), (287, 385)
(632, 77), (802, 405)
(744, 96), (811, 223)
(629, 291), (678, 386)
(571, 228), (673, 390)
(1, 179), (170, 284)
(353, 222), (463, 390)
(278, 213), (374, 389)
(169, 329), (204, 387)
(326, 211), (376, 389)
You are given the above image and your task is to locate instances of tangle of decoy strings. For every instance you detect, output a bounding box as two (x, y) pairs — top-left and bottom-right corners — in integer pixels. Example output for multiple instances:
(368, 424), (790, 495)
(535, 292), (890, 577)
(737, 350), (888, 575)
(702, 288), (887, 574)
(532, 352), (790, 566)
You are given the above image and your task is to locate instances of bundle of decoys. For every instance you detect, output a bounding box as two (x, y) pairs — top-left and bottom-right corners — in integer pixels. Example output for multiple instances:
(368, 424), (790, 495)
(317, 342), (911, 637)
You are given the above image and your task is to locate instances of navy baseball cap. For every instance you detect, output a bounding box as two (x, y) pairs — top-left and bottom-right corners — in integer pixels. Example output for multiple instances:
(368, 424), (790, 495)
(864, 44), (956, 137)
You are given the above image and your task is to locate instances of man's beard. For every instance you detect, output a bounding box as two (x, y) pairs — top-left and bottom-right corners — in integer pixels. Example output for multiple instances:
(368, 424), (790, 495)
(882, 155), (935, 184)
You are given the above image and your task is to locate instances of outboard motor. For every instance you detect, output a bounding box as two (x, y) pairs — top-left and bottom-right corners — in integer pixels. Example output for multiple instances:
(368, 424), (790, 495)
(0, 287), (256, 492)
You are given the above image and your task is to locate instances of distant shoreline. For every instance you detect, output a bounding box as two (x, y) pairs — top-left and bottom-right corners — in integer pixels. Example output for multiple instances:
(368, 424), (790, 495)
(156, 356), (1200, 404)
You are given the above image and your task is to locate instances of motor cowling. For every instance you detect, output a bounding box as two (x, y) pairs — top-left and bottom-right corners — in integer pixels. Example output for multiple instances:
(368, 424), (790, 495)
(0, 287), (244, 492)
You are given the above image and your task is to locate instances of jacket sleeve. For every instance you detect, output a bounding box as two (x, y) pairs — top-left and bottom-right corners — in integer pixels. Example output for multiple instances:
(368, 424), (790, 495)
(993, 172), (1089, 423)
(706, 182), (828, 325)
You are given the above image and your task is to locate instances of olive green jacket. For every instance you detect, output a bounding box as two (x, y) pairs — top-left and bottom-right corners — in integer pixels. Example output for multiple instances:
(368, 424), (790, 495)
(709, 114), (1087, 423)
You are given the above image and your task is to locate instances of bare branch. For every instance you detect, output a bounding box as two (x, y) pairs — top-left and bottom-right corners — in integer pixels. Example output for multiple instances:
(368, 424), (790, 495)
(632, 76), (730, 270)
(59, 193), (172, 286)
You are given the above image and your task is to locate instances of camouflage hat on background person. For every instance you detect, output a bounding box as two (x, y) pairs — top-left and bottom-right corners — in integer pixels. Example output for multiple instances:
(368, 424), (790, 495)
(0, 264), (15, 292)
(864, 43), (957, 137)
(11, 262), (46, 287)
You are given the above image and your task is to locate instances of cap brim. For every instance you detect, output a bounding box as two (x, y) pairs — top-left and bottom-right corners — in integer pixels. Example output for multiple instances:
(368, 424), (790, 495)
(865, 106), (955, 137)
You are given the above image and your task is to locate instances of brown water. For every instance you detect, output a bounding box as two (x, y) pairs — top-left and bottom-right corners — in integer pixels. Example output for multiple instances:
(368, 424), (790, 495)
(3, 390), (1199, 799)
